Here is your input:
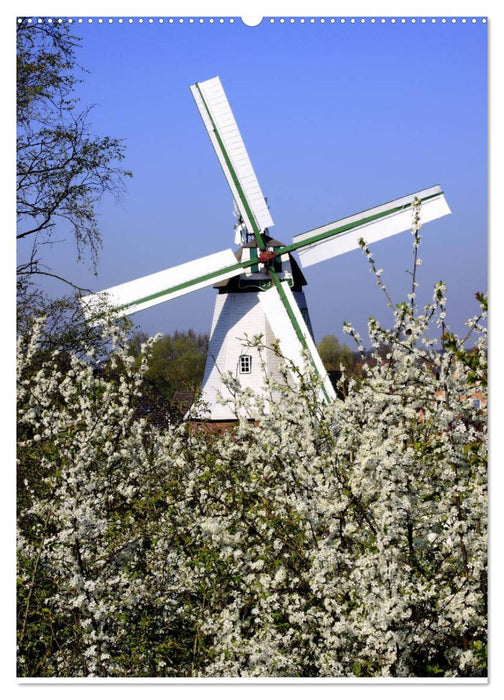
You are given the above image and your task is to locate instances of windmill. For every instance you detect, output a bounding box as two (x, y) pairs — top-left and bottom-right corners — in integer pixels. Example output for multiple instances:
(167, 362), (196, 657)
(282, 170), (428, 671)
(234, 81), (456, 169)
(82, 76), (451, 421)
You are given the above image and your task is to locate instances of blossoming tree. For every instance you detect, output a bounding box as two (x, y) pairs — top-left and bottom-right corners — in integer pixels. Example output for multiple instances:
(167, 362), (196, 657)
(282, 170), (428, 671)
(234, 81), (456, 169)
(17, 221), (487, 677)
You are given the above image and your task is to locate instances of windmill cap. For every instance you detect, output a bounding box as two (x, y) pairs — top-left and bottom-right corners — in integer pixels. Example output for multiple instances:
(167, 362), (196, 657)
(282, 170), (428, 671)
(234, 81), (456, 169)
(214, 236), (307, 291)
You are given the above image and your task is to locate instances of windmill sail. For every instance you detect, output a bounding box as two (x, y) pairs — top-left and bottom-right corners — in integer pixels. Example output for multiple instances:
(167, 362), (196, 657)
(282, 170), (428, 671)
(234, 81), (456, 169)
(81, 249), (241, 319)
(259, 282), (336, 403)
(291, 185), (450, 267)
(81, 75), (452, 420)
(190, 76), (273, 240)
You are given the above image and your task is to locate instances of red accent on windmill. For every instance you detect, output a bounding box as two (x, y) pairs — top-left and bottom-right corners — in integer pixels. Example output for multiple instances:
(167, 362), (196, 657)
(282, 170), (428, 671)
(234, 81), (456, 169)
(259, 249), (278, 265)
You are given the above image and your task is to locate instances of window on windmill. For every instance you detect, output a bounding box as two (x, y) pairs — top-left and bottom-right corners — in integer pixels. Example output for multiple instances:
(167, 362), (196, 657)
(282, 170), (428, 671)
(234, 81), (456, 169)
(239, 355), (252, 374)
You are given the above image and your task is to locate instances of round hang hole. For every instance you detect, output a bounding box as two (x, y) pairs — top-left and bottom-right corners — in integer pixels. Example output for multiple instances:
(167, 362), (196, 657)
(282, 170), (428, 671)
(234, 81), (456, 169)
(241, 17), (263, 27)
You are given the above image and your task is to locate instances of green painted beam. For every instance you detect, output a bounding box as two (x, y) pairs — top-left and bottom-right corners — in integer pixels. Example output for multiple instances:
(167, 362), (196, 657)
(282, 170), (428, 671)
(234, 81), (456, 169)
(115, 257), (259, 313)
(267, 268), (332, 404)
(280, 190), (443, 256)
(194, 83), (267, 251)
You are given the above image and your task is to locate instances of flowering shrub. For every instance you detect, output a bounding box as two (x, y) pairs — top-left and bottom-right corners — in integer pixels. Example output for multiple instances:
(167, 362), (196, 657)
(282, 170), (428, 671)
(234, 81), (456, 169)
(17, 241), (487, 677)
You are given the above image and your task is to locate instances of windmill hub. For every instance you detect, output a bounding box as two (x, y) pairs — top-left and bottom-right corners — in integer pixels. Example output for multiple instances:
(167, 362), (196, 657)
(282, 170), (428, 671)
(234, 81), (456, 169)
(259, 249), (278, 266)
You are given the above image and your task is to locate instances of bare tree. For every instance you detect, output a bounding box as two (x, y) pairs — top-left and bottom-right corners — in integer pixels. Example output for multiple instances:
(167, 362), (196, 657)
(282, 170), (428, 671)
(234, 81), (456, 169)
(16, 18), (132, 289)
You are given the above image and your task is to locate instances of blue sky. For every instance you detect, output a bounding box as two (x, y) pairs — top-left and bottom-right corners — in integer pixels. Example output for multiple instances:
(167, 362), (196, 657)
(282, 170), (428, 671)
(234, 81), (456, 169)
(23, 15), (488, 346)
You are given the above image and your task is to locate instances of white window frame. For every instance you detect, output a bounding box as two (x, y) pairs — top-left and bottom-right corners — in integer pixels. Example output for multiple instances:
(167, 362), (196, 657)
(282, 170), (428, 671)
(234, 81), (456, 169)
(239, 354), (252, 374)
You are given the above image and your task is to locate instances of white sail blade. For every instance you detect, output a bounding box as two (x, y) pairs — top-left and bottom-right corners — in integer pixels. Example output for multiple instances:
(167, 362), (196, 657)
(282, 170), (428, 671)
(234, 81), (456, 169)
(292, 185), (450, 268)
(190, 76), (274, 236)
(81, 249), (239, 320)
(259, 282), (336, 403)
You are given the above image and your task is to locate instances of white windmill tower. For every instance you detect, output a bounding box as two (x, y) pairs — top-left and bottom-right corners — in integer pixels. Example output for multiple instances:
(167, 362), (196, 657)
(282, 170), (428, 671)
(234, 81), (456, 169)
(82, 76), (451, 421)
